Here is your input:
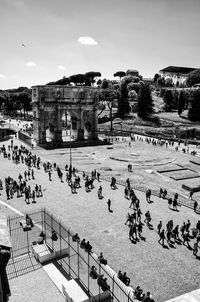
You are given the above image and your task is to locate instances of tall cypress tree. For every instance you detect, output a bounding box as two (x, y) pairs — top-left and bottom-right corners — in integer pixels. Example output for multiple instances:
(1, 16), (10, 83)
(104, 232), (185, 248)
(163, 90), (173, 112)
(188, 90), (200, 121)
(178, 91), (185, 115)
(137, 83), (154, 118)
(118, 78), (130, 117)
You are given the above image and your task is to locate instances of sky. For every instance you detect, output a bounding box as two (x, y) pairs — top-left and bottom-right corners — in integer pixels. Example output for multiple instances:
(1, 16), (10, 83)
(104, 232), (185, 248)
(0, 0), (200, 89)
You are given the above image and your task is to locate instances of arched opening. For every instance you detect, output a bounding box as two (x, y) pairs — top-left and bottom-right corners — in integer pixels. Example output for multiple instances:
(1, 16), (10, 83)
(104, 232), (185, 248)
(60, 111), (80, 142)
(84, 121), (92, 139)
(46, 123), (54, 142)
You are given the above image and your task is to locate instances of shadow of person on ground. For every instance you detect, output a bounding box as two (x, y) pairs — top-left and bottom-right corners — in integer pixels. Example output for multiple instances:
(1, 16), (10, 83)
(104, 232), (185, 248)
(158, 242), (169, 249)
(148, 224), (154, 230)
(175, 239), (182, 245)
(168, 242), (176, 249)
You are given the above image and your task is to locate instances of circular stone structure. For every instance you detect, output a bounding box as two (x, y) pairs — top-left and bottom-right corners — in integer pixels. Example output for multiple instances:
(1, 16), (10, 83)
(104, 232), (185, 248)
(86, 141), (178, 175)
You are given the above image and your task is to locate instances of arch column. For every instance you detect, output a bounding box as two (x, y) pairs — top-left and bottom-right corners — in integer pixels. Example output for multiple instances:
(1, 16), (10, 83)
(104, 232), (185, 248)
(53, 104), (62, 145)
(86, 107), (98, 141)
(38, 108), (46, 144)
(77, 110), (84, 141)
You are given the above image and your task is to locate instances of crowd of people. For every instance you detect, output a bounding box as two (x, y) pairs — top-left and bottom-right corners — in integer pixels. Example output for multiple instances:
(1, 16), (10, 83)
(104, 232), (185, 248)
(0, 141), (44, 204)
(157, 218), (200, 256)
(129, 134), (198, 157)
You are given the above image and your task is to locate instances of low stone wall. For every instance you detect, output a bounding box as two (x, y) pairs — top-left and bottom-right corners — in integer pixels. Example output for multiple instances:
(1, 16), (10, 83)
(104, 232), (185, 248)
(18, 131), (32, 146)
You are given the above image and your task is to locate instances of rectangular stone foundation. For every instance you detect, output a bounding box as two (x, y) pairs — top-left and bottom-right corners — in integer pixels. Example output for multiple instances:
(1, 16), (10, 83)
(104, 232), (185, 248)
(157, 165), (187, 173)
(182, 184), (200, 192)
(190, 158), (200, 166)
(161, 169), (200, 181)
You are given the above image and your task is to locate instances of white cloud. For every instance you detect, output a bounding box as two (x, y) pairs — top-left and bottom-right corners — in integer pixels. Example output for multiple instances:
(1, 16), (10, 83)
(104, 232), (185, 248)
(0, 74), (6, 78)
(78, 36), (98, 45)
(57, 65), (66, 70)
(26, 61), (36, 67)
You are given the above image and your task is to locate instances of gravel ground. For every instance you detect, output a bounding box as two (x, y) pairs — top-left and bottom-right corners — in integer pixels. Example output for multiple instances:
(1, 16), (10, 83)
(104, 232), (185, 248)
(0, 137), (200, 302)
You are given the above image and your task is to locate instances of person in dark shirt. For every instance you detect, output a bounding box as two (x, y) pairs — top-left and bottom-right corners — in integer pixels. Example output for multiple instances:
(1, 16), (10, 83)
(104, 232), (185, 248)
(80, 238), (86, 249)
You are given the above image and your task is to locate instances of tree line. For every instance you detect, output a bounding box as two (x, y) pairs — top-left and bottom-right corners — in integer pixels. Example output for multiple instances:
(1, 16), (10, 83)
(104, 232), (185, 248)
(1, 68), (199, 124)
(47, 70), (155, 130)
(0, 87), (32, 118)
(161, 88), (200, 121)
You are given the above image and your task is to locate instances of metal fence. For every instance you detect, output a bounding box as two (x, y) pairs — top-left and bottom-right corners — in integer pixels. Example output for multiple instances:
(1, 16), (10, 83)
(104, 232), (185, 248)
(7, 209), (138, 302)
(18, 131), (32, 146)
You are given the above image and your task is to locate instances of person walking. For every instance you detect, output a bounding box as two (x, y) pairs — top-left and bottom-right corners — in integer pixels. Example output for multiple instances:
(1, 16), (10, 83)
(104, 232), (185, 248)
(189, 190), (194, 200)
(31, 169), (34, 180)
(158, 229), (165, 246)
(32, 190), (36, 203)
(48, 170), (52, 181)
(157, 221), (162, 235)
(137, 222), (143, 238)
(125, 213), (131, 226)
(166, 229), (172, 245)
(146, 189), (151, 203)
(183, 231), (190, 247)
(172, 197), (178, 211)
(98, 186), (102, 199)
(172, 225), (179, 241)
(180, 222), (186, 239)
(185, 220), (191, 232)
(144, 211), (151, 227)
(193, 241), (198, 257)
(137, 208), (142, 223)
(168, 198), (172, 209)
(194, 200), (198, 213)
(38, 185), (43, 197)
(35, 184), (39, 197)
(107, 199), (113, 213)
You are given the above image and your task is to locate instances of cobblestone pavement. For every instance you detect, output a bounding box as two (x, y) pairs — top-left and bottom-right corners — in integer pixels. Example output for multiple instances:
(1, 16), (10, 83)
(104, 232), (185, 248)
(1, 137), (200, 302)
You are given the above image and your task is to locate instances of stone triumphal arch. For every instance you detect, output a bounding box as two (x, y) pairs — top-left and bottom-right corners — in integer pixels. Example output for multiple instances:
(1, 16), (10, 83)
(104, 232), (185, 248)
(32, 85), (99, 148)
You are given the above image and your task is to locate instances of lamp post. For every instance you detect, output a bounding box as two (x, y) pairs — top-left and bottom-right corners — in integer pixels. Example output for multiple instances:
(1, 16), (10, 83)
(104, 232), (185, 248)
(69, 126), (72, 169)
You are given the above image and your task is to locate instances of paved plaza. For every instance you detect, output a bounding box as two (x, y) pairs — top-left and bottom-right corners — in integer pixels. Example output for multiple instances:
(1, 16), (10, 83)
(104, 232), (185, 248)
(1, 135), (200, 302)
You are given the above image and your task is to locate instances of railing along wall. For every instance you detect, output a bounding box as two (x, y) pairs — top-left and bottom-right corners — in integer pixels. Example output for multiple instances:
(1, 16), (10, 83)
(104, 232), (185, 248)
(6, 209), (138, 302)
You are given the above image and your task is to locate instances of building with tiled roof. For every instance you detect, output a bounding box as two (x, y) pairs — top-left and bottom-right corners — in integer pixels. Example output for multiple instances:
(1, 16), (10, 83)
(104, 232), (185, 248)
(159, 66), (198, 87)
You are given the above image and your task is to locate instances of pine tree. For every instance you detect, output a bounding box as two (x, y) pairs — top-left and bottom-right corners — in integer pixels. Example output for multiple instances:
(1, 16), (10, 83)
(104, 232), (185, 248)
(137, 83), (154, 118)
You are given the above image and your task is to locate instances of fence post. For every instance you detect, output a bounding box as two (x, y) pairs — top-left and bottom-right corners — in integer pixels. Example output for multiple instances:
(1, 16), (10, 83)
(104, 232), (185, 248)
(128, 289), (131, 302)
(87, 252), (90, 295)
(27, 230), (29, 254)
(41, 208), (44, 233)
(44, 209), (46, 240)
(77, 241), (80, 280)
(98, 263), (101, 302)
(112, 275), (115, 301)
(51, 214), (54, 251)
(7, 217), (13, 260)
(59, 221), (62, 267)
(68, 229), (71, 277)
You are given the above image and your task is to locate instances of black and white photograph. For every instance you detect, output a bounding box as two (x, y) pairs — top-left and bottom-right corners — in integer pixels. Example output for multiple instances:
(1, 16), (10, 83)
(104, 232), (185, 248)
(0, 0), (200, 301)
